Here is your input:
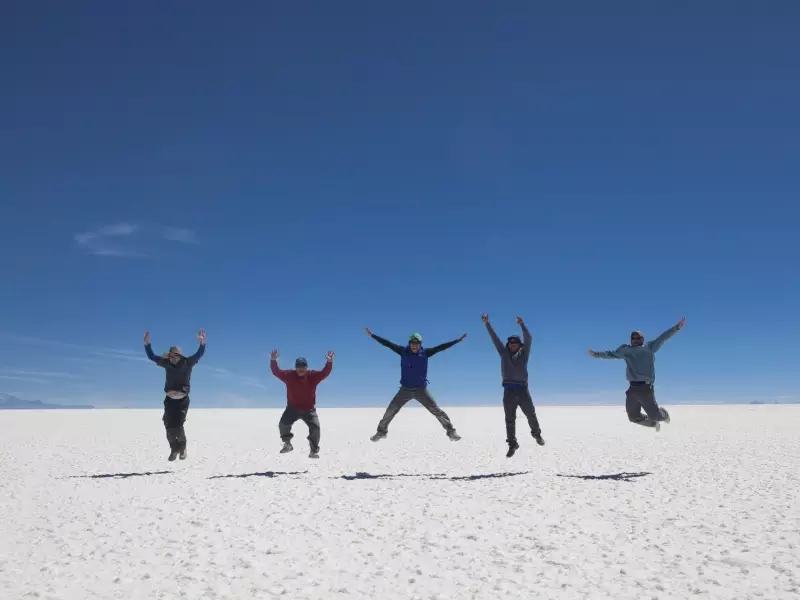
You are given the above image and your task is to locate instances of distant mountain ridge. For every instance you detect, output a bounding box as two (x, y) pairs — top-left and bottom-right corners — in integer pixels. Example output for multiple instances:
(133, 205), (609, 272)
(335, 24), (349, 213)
(0, 393), (94, 410)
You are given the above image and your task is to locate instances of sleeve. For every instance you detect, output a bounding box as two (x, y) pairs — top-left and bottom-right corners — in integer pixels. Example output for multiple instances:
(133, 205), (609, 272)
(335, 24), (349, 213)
(520, 323), (532, 348)
(187, 343), (206, 366)
(311, 360), (333, 383)
(593, 346), (629, 359)
(144, 344), (168, 367)
(370, 334), (405, 355)
(647, 325), (680, 353)
(270, 359), (290, 382)
(484, 322), (505, 354)
(426, 338), (463, 357)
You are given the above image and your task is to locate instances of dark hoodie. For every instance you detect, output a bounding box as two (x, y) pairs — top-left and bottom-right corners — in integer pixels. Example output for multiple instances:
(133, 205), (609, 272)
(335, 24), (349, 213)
(145, 344), (205, 395)
(485, 322), (532, 387)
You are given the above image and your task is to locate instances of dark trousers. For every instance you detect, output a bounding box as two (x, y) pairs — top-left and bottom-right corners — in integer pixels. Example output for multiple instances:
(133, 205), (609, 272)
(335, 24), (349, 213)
(625, 383), (665, 427)
(503, 386), (541, 443)
(279, 406), (321, 451)
(376, 386), (455, 434)
(163, 396), (190, 451)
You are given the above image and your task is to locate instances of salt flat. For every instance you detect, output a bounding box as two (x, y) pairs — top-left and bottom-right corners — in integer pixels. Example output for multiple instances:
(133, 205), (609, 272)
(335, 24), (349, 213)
(1, 405), (798, 600)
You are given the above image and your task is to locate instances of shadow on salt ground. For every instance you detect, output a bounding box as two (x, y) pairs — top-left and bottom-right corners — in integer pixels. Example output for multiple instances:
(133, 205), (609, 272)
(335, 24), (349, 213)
(208, 470), (308, 479)
(556, 471), (652, 482)
(337, 471), (530, 481)
(66, 471), (173, 480)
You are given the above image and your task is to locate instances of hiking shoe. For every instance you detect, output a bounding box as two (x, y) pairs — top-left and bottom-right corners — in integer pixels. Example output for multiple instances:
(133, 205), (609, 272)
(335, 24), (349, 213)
(309, 449), (320, 459)
(533, 434), (545, 446)
(659, 407), (671, 424)
(280, 442), (294, 454)
(447, 430), (462, 441)
(370, 432), (386, 442)
(168, 451), (178, 462)
(179, 448), (187, 460)
(506, 441), (520, 458)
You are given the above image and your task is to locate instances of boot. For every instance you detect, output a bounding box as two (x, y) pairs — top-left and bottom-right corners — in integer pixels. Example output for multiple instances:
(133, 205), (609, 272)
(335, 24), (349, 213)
(533, 434), (545, 446)
(659, 407), (671, 424)
(168, 451), (178, 461)
(370, 432), (386, 442)
(447, 429), (461, 441)
(280, 441), (293, 454)
(506, 441), (520, 458)
(179, 448), (187, 460)
(309, 448), (320, 459)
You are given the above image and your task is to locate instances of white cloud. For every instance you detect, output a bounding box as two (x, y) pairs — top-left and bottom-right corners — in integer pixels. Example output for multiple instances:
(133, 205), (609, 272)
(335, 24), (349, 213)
(0, 369), (87, 380)
(0, 374), (49, 384)
(74, 223), (145, 257)
(161, 227), (198, 244)
(74, 223), (200, 257)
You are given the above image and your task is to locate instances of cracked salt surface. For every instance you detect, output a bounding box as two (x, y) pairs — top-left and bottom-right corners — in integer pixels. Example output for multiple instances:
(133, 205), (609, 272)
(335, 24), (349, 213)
(1, 405), (798, 599)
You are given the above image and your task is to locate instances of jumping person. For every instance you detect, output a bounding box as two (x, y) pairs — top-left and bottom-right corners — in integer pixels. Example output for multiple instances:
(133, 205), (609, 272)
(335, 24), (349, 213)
(365, 328), (466, 442)
(588, 317), (686, 431)
(270, 350), (333, 459)
(482, 314), (544, 457)
(144, 329), (206, 461)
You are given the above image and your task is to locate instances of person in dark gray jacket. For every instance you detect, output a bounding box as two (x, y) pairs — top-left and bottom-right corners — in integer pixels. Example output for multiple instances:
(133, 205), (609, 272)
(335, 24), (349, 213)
(482, 313), (544, 457)
(144, 329), (206, 461)
(589, 317), (685, 431)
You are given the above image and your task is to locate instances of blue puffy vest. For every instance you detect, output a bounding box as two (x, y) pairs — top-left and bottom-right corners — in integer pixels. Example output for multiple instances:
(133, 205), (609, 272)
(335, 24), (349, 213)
(400, 345), (429, 388)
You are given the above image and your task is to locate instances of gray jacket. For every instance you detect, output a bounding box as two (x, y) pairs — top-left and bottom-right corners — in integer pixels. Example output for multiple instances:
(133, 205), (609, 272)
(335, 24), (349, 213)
(485, 321), (532, 386)
(594, 325), (680, 384)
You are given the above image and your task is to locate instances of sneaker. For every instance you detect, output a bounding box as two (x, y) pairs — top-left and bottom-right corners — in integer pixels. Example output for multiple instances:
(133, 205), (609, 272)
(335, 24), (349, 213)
(447, 430), (461, 441)
(168, 451), (178, 462)
(370, 432), (386, 442)
(659, 407), (671, 424)
(280, 442), (294, 454)
(506, 441), (520, 458)
(654, 421), (661, 432)
(179, 448), (187, 460)
(533, 434), (545, 446)
(309, 449), (320, 459)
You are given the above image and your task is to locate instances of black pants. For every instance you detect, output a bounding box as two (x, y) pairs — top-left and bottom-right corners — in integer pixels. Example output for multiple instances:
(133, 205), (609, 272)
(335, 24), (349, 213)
(279, 406), (321, 451)
(503, 386), (541, 444)
(163, 396), (190, 451)
(376, 386), (455, 434)
(625, 383), (665, 427)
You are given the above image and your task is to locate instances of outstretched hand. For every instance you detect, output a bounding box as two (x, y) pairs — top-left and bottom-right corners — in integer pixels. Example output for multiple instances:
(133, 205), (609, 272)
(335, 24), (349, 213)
(587, 349), (599, 358)
(143, 331), (151, 345)
(676, 316), (686, 330)
(516, 316), (525, 325)
(197, 328), (206, 345)
(364, 327), (373, 337)
(326, 351), (335, 362)
(458, 333), (467, 342)
(481, 313), (489, 324)
(270, 349), (279, 361)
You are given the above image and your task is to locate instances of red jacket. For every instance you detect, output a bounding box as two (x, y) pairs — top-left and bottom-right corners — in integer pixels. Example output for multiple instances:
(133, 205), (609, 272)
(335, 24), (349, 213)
(270, 360), (332, 410)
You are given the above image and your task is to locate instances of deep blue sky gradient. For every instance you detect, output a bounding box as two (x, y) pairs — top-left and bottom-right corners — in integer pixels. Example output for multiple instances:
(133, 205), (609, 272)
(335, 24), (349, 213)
(1, 1), (798, 407)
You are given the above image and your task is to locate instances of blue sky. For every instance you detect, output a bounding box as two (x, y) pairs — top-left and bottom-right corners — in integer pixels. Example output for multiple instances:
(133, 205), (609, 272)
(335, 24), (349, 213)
(1, 1), (798, 408)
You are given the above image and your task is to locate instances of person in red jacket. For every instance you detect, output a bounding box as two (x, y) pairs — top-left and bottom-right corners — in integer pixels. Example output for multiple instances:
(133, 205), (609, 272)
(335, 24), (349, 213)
(270, 349), (333, 458)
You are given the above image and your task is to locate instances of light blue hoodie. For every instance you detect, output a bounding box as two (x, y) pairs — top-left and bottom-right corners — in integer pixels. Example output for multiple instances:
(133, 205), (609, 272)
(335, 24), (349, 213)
(594, 325), (680, 384)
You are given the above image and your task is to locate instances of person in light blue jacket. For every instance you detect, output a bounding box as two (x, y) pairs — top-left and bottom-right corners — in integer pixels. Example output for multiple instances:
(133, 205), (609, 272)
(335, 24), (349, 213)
(589, 317), (686, 431)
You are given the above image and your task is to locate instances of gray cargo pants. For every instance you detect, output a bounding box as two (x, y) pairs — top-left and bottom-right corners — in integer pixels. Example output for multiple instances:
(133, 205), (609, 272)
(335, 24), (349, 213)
(376, 386), (455, 434)
(625, 383), (667, 428)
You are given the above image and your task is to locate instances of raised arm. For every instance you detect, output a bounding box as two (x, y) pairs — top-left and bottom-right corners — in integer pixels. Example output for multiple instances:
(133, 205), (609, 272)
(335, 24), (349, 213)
(365, 328), (404, 355)
(310, 352), (334, 383)
(588, 346), (629, 360)
(269, 350), (290, 382)
(518, 317), (532, 348)
(482, 315), (505, 354)
(648, 317), (685, 353)
(427, 334), (467, 357)
(143, 331), (167, 367)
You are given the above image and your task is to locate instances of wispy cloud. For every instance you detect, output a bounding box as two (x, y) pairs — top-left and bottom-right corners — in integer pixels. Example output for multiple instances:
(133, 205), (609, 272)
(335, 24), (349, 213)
(0, 333), (147, 363)
(0, 375), (49, 384)
(0, 368), (87, 380)
(74, 223), (200, 257)
(211, 368), (269, 390)
(161, 227), (198, 244)
(74, 223), (145, 257)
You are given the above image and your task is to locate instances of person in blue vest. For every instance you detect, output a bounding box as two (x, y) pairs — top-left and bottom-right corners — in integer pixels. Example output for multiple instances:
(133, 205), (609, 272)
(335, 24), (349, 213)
(365, 328), (467, 442)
